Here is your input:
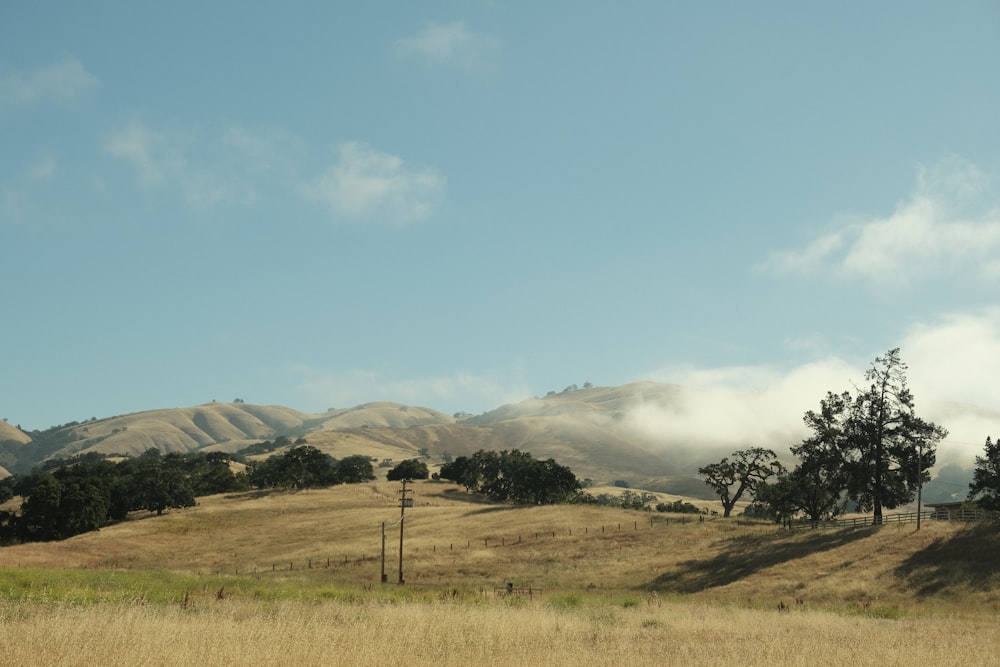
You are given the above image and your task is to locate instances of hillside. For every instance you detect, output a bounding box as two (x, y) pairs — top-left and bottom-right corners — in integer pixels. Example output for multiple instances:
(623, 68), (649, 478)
(1, 481), (997, 614)
(2, 384), (702, 491)
(0, 421), (31, 445)
(2, 482), (997, 667)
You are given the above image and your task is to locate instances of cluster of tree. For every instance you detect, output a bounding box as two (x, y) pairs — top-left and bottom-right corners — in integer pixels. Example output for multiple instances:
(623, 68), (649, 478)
(246, 446), (374, 490)
(0, 449), (246, 543)
(439, 449), (582, 504)
(544, 381), (594, 397)
(1, 444), (379, 543)
(589, 489), (657, 510)
(236, 435), (307, 458)
(699, 350), (949, 525)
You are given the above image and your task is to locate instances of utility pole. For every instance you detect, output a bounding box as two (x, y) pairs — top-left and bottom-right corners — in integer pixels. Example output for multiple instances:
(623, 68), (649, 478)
(916, 441), (923, 531)
(380, 522), (387, 583)
(398, 479), (413, 584)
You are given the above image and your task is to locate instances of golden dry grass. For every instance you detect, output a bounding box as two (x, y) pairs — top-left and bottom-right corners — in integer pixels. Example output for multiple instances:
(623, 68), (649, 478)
(2, 480), (1000, 665)
(2, 597), (999, 667)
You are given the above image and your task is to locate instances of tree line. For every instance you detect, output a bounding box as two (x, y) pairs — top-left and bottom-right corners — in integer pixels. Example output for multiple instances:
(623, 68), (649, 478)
(0, 444), (377, 544)
(0, 441), (596, 544)
(698, 348), (1000, 524)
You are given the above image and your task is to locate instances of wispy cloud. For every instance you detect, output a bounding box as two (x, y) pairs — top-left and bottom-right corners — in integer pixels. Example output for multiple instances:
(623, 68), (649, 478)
(290, 365), (530, 415)
(0, 155), (62, 225)
(302, 142), (446, 225)
(105, 119), (172, 185)
(0, 56), (97, 109)
(394, 20), (500, 71)
(24, 155), (57, 181)
(104, 118), (282, 208)
(761, 156), (1000, 286)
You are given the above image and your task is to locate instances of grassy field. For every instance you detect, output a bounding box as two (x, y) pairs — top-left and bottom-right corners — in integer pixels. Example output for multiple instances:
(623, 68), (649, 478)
(2, 481), (999, 665)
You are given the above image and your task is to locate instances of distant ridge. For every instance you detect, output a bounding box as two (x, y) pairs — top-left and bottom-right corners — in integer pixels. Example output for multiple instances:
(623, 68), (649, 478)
(1, 384), (702, 492)
(5, 381), (994, 497)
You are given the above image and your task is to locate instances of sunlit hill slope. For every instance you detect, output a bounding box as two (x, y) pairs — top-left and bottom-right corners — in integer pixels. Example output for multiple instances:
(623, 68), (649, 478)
(2, 384), (707, 494)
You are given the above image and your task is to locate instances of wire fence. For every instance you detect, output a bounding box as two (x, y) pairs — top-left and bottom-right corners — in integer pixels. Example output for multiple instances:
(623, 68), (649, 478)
(203, 513), (775, 579)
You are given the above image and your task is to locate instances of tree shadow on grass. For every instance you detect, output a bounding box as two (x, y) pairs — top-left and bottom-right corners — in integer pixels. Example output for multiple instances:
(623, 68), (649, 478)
(894, 522), (1000, 596)
(462, 505), (521, 517)
(646, 528), (876, 593)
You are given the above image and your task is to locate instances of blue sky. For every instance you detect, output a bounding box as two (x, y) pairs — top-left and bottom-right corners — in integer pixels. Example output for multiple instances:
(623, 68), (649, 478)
(3, 2), (1000, 460)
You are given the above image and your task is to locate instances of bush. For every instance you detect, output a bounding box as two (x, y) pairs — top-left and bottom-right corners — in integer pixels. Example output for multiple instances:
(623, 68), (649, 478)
(655, 500), (702, 514)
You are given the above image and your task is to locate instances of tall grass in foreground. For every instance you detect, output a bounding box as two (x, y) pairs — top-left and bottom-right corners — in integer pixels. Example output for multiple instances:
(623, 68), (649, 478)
(2, 596), (998, 667)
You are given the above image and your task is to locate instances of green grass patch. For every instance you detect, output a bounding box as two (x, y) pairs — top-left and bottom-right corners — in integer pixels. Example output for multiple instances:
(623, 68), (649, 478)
(546, 592), (583, 609)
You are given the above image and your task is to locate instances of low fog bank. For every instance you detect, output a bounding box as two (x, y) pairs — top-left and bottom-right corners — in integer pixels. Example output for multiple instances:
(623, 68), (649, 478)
(625, 354), (999, 474)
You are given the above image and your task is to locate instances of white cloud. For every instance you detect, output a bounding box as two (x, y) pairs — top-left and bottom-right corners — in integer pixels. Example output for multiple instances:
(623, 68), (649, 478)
(628, 309), (1000, 468)
(302, 142), (446, 225)
(630, 358), (859, 455)
(903, 308), (1000, 411)
(761, 156), (1000, 286)
(0, 56), (98, 109)
(394, 21), (500, 70)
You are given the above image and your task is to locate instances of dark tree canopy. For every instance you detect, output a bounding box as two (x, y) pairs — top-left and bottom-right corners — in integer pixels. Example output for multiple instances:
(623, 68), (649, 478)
(439, 456), (479, 491)
(333, 455), (376, 484)
(438, 449), (581, 505)
(698, 447), (782, 518)
(247, 445), (337, 489)
(386, 458), (429, 481)
(0, 444), (374, 545)
(969, 436), (1000, 511)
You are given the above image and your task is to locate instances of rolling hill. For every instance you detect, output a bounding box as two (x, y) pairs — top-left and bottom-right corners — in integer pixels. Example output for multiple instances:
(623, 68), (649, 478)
(4, 381), (996, 498)
(2, 383), (702, 491)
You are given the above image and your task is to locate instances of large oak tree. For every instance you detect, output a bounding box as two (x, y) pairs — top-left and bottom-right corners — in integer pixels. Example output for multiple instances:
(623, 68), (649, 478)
(802, 348), (946, 524)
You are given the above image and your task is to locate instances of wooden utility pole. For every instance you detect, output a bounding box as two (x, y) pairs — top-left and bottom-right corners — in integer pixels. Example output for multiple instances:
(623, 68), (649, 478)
(380, 521), (387, 583)
(916, 442), (923, 531)
(398, 479), (413, 584)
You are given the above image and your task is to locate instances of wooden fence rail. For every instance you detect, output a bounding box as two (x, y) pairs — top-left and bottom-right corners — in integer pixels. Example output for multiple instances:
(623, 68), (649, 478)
(788, 508), (995, 530)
